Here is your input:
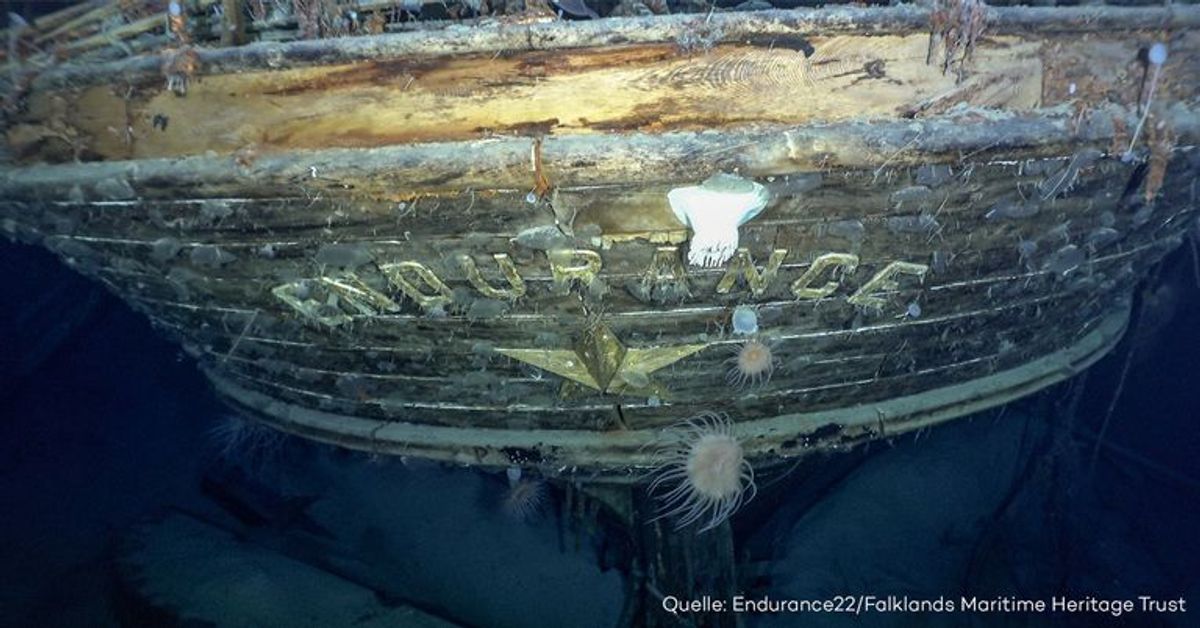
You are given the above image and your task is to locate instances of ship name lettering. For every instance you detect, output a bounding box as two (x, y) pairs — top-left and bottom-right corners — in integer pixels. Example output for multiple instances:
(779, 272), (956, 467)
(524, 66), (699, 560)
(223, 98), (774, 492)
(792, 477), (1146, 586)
(273, 247), (929, 325)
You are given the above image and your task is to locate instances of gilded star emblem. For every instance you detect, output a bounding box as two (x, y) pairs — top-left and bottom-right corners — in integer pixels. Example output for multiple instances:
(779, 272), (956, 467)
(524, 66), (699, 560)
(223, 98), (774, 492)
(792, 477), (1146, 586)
(496, 322), (707, 396)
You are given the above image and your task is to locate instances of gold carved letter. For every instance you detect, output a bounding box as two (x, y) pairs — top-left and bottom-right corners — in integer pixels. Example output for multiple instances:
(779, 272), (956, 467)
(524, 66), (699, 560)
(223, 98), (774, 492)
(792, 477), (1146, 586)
(318, 275), (402, 316)
(791, 253), (860, 300)
(848, 261), (929, 310)
(639, 246), (689, 292)
(272, 274), (399, 328)
(716, 248), (787, 296)
(380, 261), (454, 312)
(548, 249), (602, 295)
(272, 281), (350, 328)
(459, 253), (526, 300)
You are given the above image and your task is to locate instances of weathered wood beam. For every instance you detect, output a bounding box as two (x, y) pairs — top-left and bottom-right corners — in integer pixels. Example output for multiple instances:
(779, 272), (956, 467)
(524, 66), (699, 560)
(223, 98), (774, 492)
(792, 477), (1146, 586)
(58, 10), (169, 56)
(17, 31), (1052, 161)
(1, 105), (1195, 201)
(33, 0), (120, 46)
(221, 0), (247, 47)
(0, 0), (100, 45)
(32, 0), (107, 33)
(55, 0), (222, 58)
(30, 5), (1200, 90)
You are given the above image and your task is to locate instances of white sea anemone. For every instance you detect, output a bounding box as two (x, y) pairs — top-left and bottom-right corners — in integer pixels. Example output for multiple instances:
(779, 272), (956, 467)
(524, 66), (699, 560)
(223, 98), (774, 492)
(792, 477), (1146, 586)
(727, 340), (775, 389)
(208, 414), (286, 472)
(668, 173), (770, 268)
(649, 413), (756, 532)
(502, 479), (547, 521)
(500, 466), (547, 521)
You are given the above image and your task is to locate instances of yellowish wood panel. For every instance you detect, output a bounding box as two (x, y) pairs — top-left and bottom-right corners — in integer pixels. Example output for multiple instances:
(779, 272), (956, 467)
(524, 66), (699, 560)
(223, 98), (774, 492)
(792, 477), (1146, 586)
(11, 35), (1041, 162)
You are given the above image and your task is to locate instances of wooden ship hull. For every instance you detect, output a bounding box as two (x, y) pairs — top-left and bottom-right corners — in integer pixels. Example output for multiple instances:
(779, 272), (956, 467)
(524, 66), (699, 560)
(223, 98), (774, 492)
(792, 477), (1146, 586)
(3, 2), (1198, 479)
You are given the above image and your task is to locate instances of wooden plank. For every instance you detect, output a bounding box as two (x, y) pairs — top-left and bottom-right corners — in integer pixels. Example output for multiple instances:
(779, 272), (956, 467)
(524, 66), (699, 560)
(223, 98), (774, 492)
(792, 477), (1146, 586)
(11, 34), (1041, 162)
(221, 0), (247, 47)
(29, 155), (1132, 243)
(3, 105), (1196, 201)
(26, 6), (1200, 91)
(16, 155), (1151, 314)
(105, 241), (1148, 363)
(203, 303), (1128, 466)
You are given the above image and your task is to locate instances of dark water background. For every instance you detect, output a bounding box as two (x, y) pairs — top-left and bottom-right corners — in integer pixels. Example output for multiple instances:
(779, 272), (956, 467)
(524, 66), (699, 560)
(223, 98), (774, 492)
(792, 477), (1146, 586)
(2, 231), (1199, 627)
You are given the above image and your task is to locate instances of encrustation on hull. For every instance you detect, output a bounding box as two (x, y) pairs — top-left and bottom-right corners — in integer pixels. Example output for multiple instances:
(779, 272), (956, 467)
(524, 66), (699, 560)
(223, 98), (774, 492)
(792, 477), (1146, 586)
(207, 301), (1129, 476)
(3, 3), (1198, 480)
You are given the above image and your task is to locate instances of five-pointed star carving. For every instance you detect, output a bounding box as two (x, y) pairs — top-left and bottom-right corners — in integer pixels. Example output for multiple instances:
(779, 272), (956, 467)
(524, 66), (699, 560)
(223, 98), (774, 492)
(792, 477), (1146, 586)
(496, 322), (707, 394)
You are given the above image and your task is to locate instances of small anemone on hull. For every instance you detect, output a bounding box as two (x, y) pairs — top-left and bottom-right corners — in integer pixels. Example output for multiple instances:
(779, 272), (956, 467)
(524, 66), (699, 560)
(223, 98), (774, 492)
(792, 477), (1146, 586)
(727, 340), (776, 389)
(648, 412), (757, 532)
